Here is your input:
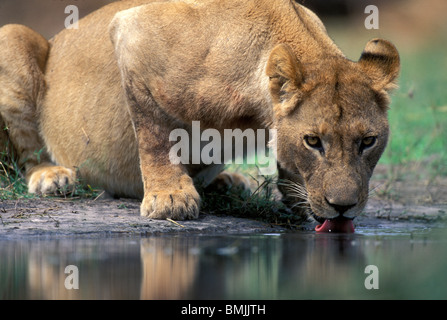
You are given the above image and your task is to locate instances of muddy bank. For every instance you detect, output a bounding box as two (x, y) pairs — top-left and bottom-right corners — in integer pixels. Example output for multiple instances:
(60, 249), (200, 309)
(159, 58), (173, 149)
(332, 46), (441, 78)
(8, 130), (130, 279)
(0, 188), (446, 239)
(0, 198), (285, 239)
(1, 164), (446, 239)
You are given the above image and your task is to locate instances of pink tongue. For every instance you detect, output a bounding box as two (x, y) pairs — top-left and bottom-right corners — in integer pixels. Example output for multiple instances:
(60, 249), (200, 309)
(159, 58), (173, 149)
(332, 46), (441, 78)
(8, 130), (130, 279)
(315, 217), (355, 233)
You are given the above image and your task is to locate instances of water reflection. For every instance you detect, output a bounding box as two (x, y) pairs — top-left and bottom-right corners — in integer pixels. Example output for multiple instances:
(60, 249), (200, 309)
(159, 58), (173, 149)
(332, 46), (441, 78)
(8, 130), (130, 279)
(1, 228), (447, 299)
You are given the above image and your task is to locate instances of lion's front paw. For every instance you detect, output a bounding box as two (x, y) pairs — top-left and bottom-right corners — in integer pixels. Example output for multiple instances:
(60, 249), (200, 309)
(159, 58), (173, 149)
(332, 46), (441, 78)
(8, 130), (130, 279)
(141, 175), (200, 220)
(27, 165), (76, 195)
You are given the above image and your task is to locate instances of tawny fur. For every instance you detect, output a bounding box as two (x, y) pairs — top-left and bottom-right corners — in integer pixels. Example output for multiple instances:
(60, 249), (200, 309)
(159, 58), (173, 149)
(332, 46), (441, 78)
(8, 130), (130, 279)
(0, 0), (399, 220)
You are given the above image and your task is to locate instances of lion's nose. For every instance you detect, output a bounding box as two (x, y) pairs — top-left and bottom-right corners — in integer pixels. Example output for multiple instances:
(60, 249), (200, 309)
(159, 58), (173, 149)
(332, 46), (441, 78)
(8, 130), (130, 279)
(325, 198), (357, 215)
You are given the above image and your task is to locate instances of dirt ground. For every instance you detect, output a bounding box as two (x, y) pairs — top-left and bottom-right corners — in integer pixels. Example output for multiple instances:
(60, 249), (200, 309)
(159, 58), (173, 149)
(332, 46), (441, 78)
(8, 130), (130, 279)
(0, 197), (283, 238)
(1, 165), (446, 239)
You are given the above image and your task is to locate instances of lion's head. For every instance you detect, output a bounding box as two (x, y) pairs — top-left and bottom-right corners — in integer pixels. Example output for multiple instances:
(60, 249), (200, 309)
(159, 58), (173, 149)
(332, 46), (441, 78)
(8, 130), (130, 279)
(266, 39), (400, 232)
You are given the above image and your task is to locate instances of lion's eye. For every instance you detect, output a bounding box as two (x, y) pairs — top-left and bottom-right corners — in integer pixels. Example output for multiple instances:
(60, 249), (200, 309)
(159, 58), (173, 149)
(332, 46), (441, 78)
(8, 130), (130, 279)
(305, 135), (323, 151)
(360, 136), (377, 153)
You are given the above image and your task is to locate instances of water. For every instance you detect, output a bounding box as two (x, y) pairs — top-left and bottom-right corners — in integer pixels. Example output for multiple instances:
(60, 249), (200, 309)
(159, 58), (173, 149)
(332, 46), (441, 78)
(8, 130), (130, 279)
(1, 225), (447, 299)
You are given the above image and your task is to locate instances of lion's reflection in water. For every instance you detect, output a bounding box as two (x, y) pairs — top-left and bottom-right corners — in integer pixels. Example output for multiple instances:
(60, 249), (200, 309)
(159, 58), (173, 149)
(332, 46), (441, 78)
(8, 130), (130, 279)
(140, 237), (199, 300)
(2, 230), (446, 299)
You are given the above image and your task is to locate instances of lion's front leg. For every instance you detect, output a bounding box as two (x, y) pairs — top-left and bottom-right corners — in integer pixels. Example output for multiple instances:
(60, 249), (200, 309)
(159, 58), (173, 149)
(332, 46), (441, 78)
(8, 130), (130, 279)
(136, 126), (200, 220)
(111, 14), (202, 220)
(122, 83), (200, 220)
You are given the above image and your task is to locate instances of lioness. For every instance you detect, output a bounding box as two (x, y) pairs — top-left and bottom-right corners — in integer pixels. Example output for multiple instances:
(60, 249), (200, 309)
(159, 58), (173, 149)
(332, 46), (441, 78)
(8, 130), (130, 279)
(0, 0), (399, 231)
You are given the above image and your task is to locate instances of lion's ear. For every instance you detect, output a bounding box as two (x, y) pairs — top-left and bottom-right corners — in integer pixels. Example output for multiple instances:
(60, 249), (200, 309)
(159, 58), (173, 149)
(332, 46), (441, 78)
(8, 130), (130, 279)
(358, 39), (400, 92)
(266, 44), (304, 116)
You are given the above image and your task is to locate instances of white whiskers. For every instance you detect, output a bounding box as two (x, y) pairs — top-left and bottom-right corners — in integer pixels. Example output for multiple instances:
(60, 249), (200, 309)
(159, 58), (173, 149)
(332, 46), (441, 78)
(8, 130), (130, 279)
(277, 179), (311, 212)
